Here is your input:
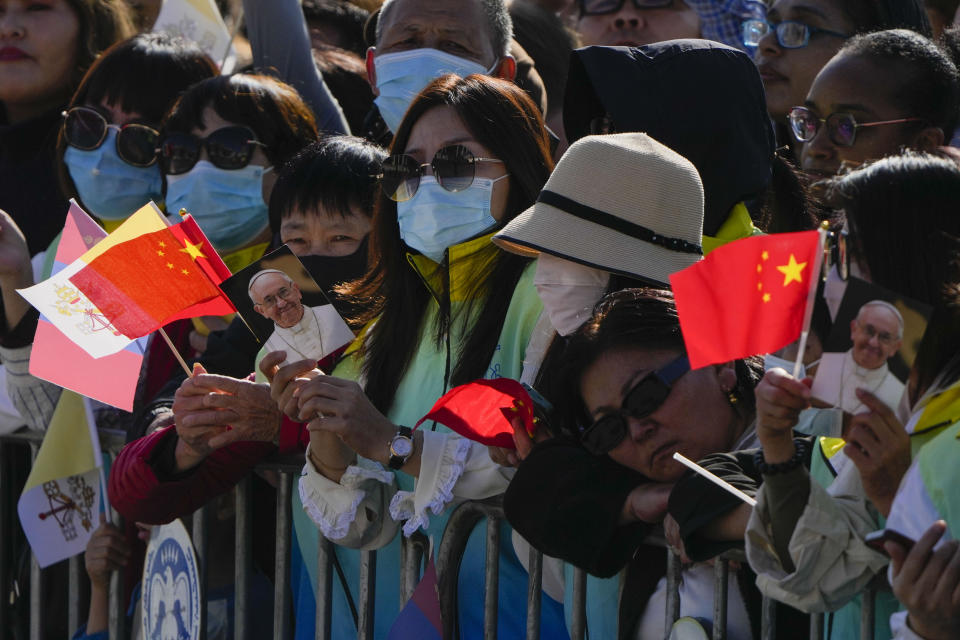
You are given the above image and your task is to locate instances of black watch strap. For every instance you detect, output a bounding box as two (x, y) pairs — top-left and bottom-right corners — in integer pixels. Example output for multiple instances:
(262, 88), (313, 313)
(388, 425), (414, 470)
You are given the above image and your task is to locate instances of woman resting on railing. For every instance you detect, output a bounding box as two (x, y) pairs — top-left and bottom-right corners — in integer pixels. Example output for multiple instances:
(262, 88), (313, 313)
(744, 152), (960, 640)
(504, 287), (811, 640)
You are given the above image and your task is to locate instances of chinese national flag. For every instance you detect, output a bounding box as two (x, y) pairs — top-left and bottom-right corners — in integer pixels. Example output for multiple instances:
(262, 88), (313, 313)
(670, 231), (821, 369)
(69, 212), (229, 339)
(161, 214), (235, 322)
(414, 378), (537, 449)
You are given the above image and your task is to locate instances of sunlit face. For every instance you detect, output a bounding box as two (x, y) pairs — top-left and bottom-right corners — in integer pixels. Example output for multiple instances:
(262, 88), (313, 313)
(0, 0), (80, 114)
(402, 105), (511, 222)
(251, 273), (304, 329)
(579, 346), (741, 481)
(374, 0), (498, 68)
(800, 54), (922, 178)
(849, 304), (902, 370)
(756, 0), (853, 122)
(280, 206), (371, 257)
(576, 0), (700, 47)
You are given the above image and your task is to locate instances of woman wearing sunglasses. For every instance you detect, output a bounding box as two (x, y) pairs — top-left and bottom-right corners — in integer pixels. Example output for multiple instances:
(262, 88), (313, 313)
(505, 288), (812, 639)
(791, 29), (958, 180)
(745, 151), (960, 640)
(0, 0), (134, 257)
(59, 32), (217, 228)
(749, 0), (929, 147)
(159, 73), (318, 272)
(279, 73), (565, 637)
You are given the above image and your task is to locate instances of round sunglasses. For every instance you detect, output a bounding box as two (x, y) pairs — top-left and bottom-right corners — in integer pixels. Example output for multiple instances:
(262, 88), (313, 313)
(379, 144), (505, 202)
(579, 0), (672, 16)
(742, 19), (849, 49)
(580, 355), (690, 456)
(159, 126), (267, 175)
(788, 106), (923, 148)
(62, 107), (161, 168)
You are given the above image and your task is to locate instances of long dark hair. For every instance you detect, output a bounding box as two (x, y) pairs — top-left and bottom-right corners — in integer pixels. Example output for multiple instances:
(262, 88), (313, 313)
(340, 73), (553, 413)
(540, 288), (762, 438)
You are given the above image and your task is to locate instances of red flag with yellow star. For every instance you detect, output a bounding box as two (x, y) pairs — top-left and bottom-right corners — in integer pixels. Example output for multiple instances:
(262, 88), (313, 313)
(67, 205), (234, 339)
(160, 214), (235, 322)
(669, 231), (822, 369)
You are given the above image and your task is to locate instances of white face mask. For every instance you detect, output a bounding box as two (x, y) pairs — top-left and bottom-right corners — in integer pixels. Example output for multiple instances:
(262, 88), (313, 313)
(533, 253), (610, 336)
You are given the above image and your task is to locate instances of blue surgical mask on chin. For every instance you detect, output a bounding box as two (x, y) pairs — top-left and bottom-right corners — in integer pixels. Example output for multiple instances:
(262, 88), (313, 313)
(165, 160), (271, 253)
(64, 130), (163, 220)
(398, 175), (508, 263)
(374, 48), (492, 132)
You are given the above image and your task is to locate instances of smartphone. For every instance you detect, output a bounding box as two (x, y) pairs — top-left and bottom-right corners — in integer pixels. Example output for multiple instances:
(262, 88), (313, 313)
(865, 529), (915, 555)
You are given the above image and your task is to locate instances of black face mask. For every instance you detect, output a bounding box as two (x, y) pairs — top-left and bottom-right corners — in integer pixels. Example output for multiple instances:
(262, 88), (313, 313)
(297, 236), (370, 318)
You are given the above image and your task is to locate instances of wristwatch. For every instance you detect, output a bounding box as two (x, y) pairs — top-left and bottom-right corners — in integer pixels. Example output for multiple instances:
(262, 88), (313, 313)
(388, 426), (414, 470)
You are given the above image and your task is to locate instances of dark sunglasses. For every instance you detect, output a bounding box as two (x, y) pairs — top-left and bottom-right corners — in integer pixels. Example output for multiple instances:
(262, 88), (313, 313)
(580, 355), (690, 456)
(788, 106), (922, 148)
(159, 126), (266, 175)
(379, 144), (504, 202)
(579, 0), (672, 16)
(62, 106), (160, 168)
(741, 20), (849, 49)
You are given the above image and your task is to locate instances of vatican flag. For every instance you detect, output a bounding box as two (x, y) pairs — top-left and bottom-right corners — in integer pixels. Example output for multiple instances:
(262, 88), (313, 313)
(17, 391), (102, 568)
(152, 0), (234, 67)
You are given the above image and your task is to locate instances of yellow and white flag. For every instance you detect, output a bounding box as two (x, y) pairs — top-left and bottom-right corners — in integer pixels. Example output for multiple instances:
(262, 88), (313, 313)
(17, 391), (102, 568)
(152, 0), (234, 67)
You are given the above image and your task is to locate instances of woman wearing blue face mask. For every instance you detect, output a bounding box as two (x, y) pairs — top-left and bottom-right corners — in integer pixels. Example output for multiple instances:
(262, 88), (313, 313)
(58, 32), (218, 230)
(159, 74), (319, 272)
(265, 73), (567, 638)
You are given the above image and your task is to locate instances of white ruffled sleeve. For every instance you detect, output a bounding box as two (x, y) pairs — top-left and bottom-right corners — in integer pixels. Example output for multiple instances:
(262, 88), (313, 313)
(389, 430), (514, 537)
(299, 445), (400, 549)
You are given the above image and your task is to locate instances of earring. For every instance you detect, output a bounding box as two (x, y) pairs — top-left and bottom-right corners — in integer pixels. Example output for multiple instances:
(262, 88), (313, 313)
(726, 390), (739, 406)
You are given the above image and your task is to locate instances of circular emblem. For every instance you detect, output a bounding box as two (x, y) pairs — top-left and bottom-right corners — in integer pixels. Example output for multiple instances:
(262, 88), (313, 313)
(142, 519), (201, 640)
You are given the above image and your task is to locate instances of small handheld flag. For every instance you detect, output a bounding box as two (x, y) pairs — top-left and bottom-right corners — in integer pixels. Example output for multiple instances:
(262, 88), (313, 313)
(670, 231), (823, 369)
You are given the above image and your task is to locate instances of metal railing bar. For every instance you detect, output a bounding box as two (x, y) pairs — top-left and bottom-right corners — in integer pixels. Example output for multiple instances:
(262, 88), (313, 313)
(712, 559), (729, 640)
(273, 472), (293, 640)
(315, 534), (333, 640)
(0, 441), (8, 638)
(483, 516), (501, 640)
(665, 550), (682, 633)
(234, 475), (252, 640)
(570, 567), (587, 640)
(357, 550), (376, 640)
(809, 613), (824, 640)
(760, 595), (777, 640)
(68, 554), (83, 639)
(28, 442), (41, 640)
(193, 505), (209, 640)
(525, 547), (543, 640)
(860, 578), (876, 640)
(108, 506), (126, 640)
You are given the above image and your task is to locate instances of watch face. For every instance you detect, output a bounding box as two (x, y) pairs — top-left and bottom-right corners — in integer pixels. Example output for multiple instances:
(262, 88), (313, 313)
(391, 436), (414, 458)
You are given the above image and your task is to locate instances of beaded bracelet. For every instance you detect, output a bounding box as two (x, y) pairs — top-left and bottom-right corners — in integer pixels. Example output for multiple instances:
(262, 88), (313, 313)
(754, 438), (809, 476)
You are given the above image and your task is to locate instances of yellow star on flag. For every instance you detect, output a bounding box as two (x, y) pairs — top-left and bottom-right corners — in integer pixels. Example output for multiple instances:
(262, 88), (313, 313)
(763, 293), (771, 303)
(166, 262), (174, 270)
(181, 268), (189, 275)
(761, 251), (769, 261)
(179, 239), (206, 261)
(158, 241), (166, 248)
(156, 250), (164, 256)
(776, 254), (807, 286)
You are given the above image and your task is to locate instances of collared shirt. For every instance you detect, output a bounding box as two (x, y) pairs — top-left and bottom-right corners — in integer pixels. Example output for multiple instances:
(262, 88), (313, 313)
(815, 350), (906, 414)
(262, 304), (354, 365)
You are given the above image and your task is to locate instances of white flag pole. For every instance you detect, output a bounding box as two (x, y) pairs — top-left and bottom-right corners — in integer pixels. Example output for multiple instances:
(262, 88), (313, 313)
(673, 452), (757, 507)
(791, 223), (829, 379)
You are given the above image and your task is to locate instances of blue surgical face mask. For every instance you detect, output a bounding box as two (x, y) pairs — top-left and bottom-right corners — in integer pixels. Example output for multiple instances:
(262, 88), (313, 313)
(398, 175), (508, 263)
(64, 129), (163, 220)
(374, 48), (492, 133)
(165, 160), (271, 253)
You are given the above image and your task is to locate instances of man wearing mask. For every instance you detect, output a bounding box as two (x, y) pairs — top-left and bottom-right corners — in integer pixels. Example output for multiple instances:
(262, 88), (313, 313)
(364, 0), (517, 135)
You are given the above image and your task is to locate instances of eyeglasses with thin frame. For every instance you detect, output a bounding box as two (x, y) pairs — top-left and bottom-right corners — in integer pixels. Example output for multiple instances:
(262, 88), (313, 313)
(742, 19), (849, 49)
(159, 126), (267, 175)
(379, 144), (505, 202)
(579, 0), (672, 15)
(788, 106), (923, 148)
(62, 106), (161, 168)
(255, 286), (296, 310)
(579, 355), (690, 456)
(855, 319), (899, 346)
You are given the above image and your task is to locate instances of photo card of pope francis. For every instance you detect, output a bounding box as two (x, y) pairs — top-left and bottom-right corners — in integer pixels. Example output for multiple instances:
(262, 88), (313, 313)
(810, 277), (931, 414)
(219, 246), (354, 366)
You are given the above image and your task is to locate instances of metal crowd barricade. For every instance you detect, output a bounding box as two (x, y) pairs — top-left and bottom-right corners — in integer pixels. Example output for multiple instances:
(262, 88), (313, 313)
(0, 432), (886, 640)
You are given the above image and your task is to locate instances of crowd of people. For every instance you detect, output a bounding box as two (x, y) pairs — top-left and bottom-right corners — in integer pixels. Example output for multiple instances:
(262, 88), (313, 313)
(4, 0), (960, 638)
